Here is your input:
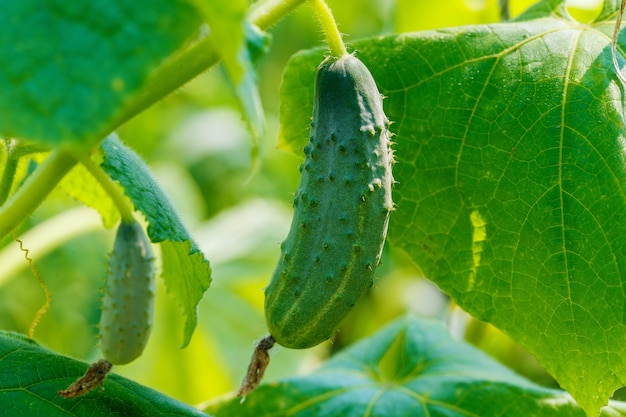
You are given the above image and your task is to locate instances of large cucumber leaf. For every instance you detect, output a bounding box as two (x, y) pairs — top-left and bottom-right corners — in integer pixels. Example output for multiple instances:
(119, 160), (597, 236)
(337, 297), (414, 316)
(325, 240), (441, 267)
(101, 135), (211, 347)
(0, 331), (210, 417)
(278, 0), (626, 415)
(205, 315), (626, 417)
(0, 0), (201, 148)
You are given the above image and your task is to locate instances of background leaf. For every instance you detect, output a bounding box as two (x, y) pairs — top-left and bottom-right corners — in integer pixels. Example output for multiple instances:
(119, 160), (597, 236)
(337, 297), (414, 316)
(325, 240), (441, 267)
(206, 315), (626, 417)
(0, 331), (210, 417)
(101, 135), (211, 347)
(58, 159), (122, 229)
(0, 0), (201, 147)
(190, 0), (266, 141)
(277, 1), (626, 415)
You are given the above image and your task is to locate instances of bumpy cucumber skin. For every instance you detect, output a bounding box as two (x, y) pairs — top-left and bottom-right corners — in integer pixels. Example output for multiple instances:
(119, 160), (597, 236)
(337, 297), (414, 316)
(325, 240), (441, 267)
(99, 221), (156, 365)
(265, 54), (393, 349)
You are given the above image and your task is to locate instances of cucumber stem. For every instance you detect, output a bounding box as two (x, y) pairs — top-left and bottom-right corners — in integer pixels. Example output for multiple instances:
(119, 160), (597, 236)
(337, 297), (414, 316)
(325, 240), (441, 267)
(308, 0), (347, 58)
(76, 152), (135, 224)
(0, 150), (77, 241)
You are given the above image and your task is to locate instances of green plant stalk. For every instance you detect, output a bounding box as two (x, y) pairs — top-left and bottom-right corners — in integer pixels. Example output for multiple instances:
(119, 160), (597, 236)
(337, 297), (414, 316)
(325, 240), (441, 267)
(109, 0), (307, 133)
(76, 153), (135, 224)
(107, 35), (219, 134)
(249, 0), (307, 29)
(308, 0), (347, 57)
(0, 150), (77, 241)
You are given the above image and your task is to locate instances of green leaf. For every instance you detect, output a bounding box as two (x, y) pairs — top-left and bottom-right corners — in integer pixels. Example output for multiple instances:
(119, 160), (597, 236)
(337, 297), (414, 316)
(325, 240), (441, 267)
(0, 331), (210, 416)
(0, 0), (200, 147)
(101, 135), (211, 347)
(278, 48), (322, 155)
(277, 1), (626, 415)
(58, 156), (121, 229)
(206, 315), (626, 417)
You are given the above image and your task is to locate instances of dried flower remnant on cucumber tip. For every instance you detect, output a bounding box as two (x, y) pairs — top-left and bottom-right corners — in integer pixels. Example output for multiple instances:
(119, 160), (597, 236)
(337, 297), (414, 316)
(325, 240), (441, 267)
(58, 359), (113, 399)
(237, 335), (275, 399)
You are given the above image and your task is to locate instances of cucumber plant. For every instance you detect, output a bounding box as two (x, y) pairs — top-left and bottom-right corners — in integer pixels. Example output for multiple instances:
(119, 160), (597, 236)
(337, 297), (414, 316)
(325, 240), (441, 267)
(3, 0), (626, 416)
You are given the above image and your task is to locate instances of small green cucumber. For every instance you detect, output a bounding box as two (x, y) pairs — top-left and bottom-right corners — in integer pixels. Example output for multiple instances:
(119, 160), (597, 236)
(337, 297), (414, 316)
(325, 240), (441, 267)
(264, 53), (393, 349)
(99, 220), (156, 365)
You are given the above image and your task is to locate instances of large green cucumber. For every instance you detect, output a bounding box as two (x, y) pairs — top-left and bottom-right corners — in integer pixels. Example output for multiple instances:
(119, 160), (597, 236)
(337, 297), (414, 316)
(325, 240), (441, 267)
(99, 220), (156, 365)
(264, 53), (393, 349)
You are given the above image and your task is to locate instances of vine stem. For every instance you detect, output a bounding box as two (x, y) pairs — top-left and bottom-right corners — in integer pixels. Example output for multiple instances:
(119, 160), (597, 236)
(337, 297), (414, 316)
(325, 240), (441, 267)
(0, 150), (77, 240)
(110, 0), (308, 132)
(249, 0), (306, 29)
(308, 0), (347, 58)
(75, 153), (135, 224)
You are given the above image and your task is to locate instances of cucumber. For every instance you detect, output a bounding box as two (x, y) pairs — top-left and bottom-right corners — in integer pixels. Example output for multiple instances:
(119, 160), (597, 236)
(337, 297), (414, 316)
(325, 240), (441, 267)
(99, 220), (156, 365)
(264, 53), (393, 349)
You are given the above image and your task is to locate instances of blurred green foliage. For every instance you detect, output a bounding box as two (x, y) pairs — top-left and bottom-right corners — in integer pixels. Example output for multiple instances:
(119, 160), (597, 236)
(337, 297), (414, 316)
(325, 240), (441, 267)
(0, 0), (604, 407)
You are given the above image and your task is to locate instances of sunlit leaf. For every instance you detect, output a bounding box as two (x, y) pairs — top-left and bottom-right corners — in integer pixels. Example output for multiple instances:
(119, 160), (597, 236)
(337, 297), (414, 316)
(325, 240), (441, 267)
(277, 0), (626, 414)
